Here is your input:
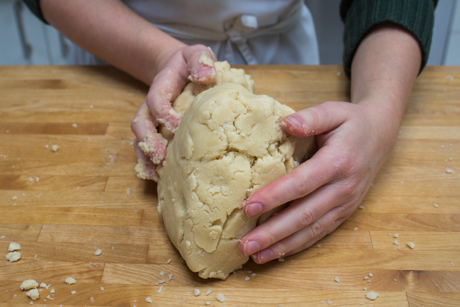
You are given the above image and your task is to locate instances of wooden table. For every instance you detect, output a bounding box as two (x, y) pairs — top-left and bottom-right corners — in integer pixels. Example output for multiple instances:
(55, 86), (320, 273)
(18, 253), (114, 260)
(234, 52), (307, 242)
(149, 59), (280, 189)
(0, 65), (459, 306)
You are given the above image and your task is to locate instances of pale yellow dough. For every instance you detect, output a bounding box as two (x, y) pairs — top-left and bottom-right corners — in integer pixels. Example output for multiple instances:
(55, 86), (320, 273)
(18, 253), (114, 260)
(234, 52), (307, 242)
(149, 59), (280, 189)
(156, 61), (315, 279)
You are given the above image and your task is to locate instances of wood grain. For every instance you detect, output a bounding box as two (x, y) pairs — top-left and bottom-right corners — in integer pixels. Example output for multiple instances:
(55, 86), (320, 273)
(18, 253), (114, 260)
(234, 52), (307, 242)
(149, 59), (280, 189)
(0, 65), (459, 306)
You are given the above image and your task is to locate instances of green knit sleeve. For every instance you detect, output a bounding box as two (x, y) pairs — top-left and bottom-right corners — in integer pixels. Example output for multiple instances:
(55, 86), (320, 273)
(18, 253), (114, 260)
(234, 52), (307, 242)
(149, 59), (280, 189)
(22, 0), (48, 24)
(340, 0), (438, 78)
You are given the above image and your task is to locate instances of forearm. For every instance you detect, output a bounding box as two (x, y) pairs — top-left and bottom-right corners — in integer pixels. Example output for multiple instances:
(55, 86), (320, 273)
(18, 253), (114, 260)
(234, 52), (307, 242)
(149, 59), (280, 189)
(40, 0), (185, 84)
(350, 23), (421, 146)
(351, 24), (421, 125)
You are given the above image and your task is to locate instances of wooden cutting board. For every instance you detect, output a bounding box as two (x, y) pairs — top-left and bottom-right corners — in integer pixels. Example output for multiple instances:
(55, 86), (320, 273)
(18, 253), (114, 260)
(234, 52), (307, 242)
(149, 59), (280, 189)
(0, 65), (459, 306)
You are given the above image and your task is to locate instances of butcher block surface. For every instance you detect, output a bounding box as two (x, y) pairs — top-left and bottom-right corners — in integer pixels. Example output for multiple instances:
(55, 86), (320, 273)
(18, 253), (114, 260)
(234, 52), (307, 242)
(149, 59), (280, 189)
(0, 65), (459, 306)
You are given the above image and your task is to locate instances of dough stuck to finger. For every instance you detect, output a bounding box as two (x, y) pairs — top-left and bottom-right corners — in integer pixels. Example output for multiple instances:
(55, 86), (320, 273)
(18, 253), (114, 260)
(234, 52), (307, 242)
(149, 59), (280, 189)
(152, 61), (316, 279)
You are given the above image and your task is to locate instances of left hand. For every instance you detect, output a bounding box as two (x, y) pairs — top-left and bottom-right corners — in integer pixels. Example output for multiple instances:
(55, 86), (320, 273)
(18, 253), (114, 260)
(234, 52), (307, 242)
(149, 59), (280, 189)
(239, 99), (400, 263)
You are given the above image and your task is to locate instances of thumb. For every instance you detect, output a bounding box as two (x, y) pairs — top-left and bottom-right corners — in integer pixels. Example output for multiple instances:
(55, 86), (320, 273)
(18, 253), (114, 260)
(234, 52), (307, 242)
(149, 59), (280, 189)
(282, 101), (350, 137)
(183, 45), (217, 84)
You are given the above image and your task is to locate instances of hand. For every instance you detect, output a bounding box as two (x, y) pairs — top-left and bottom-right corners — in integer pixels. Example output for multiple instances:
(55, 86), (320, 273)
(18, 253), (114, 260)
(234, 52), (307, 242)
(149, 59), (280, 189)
(131, 45), (217, 180)
(239, 100), (400, 263)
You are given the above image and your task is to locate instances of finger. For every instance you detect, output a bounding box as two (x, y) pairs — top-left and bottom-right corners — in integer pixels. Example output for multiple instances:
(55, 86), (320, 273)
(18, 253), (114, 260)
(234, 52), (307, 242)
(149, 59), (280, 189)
(183, 45), (217, 84)
(281, 101), (350, 138)
(240, 182), (347, 257)
(283, 216), (348, 258)
(133, 140), (158, 182)
(146, 45), (216, 132)
(243, 146), (338, 218)
(146, 62), (186, 132)
(253, 209), (346, 264)
(131, 102), (168, 164)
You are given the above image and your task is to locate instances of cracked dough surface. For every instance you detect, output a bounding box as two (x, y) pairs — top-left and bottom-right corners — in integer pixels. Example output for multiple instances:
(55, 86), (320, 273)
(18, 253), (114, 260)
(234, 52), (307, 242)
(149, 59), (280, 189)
(156, 62), (315, 279)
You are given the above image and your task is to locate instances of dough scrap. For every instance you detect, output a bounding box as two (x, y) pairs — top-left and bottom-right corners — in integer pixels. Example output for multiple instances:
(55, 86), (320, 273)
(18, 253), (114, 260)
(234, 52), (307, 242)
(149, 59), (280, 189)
(20, 279), (38, 290)
(8, 242), (21, 252)
(6, 251), (21, 262)
(26, 288), (39, 300)
(156, 62), (315, 279)
(65, 277), (76, 285)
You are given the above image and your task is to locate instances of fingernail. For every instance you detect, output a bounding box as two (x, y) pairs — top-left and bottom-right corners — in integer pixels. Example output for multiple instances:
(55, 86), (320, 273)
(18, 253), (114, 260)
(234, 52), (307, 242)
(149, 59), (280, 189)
(244, 241), (260, 256)
(197, 66), (214, 78)
(285, 115), (304, 128)
(256, 249), (273, 262)
(244, 203), (262, 216)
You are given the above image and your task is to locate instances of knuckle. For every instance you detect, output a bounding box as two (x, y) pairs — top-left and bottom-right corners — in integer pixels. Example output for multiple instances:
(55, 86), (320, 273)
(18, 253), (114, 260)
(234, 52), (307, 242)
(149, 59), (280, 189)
(273, 241), (288, 258)
(334, 152), (358, 178)
(309, 221), (323, 238)
(262, 228), (279, 247)
(130, 118), (138, 134)
(340, 177), (361, 198)
(291, 171), (313, 196)
(298, 208), (315, 228)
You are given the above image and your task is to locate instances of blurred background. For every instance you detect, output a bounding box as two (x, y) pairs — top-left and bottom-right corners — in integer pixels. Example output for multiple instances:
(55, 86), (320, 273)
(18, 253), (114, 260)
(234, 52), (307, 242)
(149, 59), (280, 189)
(0, 0), (459, 66)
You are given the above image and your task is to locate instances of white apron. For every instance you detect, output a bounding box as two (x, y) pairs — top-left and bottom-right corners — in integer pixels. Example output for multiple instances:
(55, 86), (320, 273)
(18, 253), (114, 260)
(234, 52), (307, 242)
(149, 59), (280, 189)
(68, 0), (319, 66)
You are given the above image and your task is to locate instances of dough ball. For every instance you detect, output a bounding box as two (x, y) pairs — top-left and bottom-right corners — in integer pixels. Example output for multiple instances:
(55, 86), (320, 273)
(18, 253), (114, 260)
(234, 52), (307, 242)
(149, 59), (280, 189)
(157, 80), (315, 279)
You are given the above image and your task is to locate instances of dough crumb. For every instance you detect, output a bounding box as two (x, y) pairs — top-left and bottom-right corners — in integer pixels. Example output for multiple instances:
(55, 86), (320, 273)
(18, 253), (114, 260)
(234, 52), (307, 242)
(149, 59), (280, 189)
(71, 290), (76, 295)
(198, 52), (214, 67)
(194, 289), (201, 296)
(100, 287), (104, 291)
(369, 273), (373, 277)
(126, 188), (131, 196)
(394, 234), (399, 238)
(216, 293), (225, 303)
(51, 145), (60, 152)
(65, 277), (76, 285)
(394, 240), (399, 246)
(245, 276), (250, 281)
(168, 274), (173, 281)
(206, 302), (211, 306)
(434, 204), (439, 208)
(354, 227), (358, 231)
(446, 169), (453, 174)
(35, 177), (40, 183)
(26, 289), (39, 300)
(72, 123), (77, 128)
(8, 242), (21, 251)
(206, 289), (212, 296)
(6, 251), (21, 262)
(50, 288), (55, 294)
(358, 206), (364, 209)
(167, 258), (171, 264)
(146, 297), (153, 303)
(364, 276), (369, 280)
(365, 291), (380, 300)
(39, 283), (50, 289)
(12, 196), (18, 200)
(157, 285), (163, 294)
(159, 270), (165, 276)
(334, 276), (340, 283)
(21, 280), (39, 290)
(407, 242), (415, 249)
(45, 145), (49, 149)
(94, 249), (102, 256)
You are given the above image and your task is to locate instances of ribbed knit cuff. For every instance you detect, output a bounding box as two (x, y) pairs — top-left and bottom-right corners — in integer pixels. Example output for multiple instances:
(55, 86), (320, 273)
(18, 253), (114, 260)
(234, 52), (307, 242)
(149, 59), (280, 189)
(22, 0), (48, 24)
(341, 0), (436, 78)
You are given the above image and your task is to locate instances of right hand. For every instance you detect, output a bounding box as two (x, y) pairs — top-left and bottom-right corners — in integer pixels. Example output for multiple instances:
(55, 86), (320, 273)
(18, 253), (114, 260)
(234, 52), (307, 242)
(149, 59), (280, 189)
(131, 44), (217, 181)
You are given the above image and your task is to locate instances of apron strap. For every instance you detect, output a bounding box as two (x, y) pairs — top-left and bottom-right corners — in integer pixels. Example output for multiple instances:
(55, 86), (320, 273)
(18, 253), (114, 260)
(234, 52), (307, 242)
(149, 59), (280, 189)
(155, 0), (303, 64)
